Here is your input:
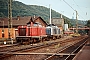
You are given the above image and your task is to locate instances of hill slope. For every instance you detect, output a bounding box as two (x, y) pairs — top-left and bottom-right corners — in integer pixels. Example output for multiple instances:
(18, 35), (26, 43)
(0, 0), (61, 22)
(0, 0), (86, 26)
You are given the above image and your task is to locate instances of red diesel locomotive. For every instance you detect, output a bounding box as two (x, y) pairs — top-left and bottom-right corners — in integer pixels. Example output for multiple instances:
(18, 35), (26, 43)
(16, 22), (47, 44)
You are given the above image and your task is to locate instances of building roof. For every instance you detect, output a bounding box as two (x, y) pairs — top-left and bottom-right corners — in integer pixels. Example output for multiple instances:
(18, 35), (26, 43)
(0, 16), (47, 27)
(51, 18), (64, 26)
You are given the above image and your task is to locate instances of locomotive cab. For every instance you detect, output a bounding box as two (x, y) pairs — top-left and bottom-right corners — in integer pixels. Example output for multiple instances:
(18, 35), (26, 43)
(46, 24), (61, 40)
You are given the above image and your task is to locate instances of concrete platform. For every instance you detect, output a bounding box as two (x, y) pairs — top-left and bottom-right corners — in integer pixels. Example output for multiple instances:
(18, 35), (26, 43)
(73, 41), (90, 60)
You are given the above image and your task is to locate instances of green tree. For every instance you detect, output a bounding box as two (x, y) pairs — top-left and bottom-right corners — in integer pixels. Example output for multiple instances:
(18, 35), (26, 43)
(85, 20), (90, 34)
(86, 20), (90, 27)
(64, 17), (72, 28)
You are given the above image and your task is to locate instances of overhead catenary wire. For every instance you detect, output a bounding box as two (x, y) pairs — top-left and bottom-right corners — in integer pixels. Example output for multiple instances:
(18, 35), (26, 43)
(62, 0), (85, 20)
(73, 0), (85, 20)
(63, 0), (75, 11)
(62, 0), (79, 33)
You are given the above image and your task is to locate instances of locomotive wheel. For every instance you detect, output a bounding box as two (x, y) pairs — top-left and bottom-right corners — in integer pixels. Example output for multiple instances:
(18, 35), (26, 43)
(41, 38), (45, 42)
(30, 38), (33, 45)
(46, 37), (50, 41)
(28, 38), (31, 44)
(33, 38), (37, 43)
(53, 36), (56, 40)
(43, 38), (46, 41)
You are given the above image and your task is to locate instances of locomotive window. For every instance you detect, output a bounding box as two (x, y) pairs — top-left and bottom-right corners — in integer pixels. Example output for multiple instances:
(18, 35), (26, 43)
(34, 24), (38, 26)
(19, 28), (26, 36)
(46, 28), (51, 35)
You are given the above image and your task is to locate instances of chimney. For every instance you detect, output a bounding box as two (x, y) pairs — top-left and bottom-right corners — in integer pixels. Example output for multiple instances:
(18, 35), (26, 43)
(17, 16), (20, 20)
(60, 14), (62, 18)
(34, 15), (35, 18)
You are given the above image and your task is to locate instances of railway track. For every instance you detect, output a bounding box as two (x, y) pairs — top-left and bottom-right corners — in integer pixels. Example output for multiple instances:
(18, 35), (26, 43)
(0, 36), (73, 52)
(0, 35), (88, 60)
(44, 36), (88, 60)
(0, 36), (72, 59)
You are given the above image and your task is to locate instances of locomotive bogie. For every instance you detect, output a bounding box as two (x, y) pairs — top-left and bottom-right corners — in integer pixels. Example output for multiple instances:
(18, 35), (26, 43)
(16, 36), (31, 44)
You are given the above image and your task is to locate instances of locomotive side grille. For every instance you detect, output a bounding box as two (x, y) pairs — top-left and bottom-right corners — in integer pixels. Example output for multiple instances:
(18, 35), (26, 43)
(28, 28), (30, 36)
(53, 28), (57, 34)
(58, 29), (60, 34)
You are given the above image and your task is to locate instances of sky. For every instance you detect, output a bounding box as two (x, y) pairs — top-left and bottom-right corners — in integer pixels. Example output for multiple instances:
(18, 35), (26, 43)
(15, 0), (90, 21)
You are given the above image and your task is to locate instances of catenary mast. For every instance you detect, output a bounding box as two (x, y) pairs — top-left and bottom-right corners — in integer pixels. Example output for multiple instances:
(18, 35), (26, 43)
(8, 0), (12, 39)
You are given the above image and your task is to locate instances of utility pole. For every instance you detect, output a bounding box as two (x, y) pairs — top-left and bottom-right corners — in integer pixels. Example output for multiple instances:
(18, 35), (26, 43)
(76, 10), (78, 34)
(49, 4), (51, 24)
(8, 0), (12, 39)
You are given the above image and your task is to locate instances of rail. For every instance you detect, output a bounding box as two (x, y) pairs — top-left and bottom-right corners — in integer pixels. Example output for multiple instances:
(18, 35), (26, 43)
(44, 37), (88, 60)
